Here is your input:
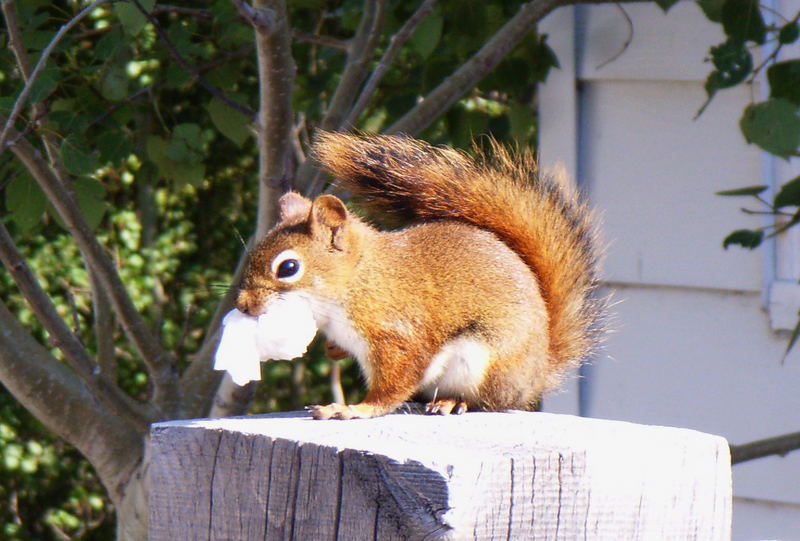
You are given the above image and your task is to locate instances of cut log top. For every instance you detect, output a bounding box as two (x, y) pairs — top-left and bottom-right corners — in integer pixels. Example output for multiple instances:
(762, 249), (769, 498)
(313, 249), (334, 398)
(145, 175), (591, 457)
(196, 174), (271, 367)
(149, 411), (732, 541)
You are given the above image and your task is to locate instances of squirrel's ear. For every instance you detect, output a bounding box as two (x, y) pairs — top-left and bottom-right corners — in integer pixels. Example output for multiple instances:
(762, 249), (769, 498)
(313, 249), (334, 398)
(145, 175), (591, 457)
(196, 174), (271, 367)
(278, 192), (312, 224)
(310, 194), (349, 250)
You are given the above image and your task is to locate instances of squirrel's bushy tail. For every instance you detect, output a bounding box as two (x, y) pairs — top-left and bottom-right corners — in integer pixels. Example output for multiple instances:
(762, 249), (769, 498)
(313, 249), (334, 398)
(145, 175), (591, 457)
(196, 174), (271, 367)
(313, 131), (605, 369)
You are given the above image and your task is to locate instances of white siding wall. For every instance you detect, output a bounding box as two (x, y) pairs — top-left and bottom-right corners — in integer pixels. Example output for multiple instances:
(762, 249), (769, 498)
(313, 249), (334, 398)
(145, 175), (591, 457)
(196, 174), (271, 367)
(538, 3), (800, 538)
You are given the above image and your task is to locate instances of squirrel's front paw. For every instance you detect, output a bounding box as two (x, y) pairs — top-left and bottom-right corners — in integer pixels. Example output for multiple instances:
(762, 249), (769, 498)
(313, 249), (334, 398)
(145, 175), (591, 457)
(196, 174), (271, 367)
(306, 403), (391, 420)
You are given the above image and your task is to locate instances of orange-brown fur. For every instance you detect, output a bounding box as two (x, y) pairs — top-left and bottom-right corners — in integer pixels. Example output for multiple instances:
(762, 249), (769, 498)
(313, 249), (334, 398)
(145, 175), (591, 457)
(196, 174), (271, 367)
(236, 132), (604, 420)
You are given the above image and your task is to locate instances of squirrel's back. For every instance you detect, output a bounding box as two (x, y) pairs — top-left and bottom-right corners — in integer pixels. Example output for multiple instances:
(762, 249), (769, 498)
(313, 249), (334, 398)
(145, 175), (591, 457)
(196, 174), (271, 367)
(314, 132), (605, 376)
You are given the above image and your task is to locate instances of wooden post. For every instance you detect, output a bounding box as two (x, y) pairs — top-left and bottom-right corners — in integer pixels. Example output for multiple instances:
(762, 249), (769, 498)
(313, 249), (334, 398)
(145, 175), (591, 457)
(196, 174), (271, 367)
(148, 411), (731, 540)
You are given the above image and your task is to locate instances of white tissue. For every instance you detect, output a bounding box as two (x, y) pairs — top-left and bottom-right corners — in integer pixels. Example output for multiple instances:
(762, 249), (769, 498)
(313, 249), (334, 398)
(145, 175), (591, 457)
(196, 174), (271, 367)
(214, 295), (318, 386)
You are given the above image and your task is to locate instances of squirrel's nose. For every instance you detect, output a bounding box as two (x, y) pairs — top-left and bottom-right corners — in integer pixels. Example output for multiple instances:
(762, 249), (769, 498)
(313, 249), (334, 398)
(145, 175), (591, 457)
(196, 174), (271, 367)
(236, 290), (265, 317)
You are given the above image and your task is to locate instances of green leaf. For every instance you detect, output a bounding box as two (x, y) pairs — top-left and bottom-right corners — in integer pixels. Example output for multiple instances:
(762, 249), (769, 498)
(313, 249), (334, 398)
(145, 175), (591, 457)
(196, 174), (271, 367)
(707, 40), (752, 90)
(698, 0), (725, 22)
(114, 0), (155, 36)
(409, 13), (443, 59)
(721, 0), (766, 44)
(715, 185), (768, 196)
(783, 310), (800, 360)
(655, 0), (679, 12)
(508, 102), (535, 142)
(147, 135), (206, 186)
(5, 172), (46, 233)
(72, 177), (108, 230)
(767, 60), (800, 107)
(60, 135), (97, 176)
(101, 65), (129, 102)
(774, 176), (800, 208)
(778, 21), (800, 45)
(28, 67), (61, 104)
(207, 97), (251, 147)
(167, 123), (204, 164)
(94, 27), (126, 61)
(739, 99), (800, 158)
(723, 229), (764, 249)
(96, 130), (132, 165)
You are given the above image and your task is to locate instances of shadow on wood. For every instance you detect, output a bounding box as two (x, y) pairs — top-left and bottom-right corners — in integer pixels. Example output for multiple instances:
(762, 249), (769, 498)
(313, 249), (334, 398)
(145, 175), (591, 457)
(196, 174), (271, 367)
(148, 411), (731, 540)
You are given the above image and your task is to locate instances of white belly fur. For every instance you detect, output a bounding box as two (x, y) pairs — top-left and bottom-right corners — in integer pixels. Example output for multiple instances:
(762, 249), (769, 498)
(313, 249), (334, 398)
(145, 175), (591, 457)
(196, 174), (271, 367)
(419, 337), (491, 401)
(294, 291), (372, 384)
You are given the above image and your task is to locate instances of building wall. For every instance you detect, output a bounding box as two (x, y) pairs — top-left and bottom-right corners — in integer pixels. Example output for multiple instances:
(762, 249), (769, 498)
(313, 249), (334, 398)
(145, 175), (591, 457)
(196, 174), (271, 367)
(538, 3), (800, 538)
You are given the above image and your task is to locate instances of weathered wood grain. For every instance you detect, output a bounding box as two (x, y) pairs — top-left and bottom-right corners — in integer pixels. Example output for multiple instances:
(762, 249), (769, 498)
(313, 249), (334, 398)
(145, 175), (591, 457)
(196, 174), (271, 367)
(148, 411), (731, 540)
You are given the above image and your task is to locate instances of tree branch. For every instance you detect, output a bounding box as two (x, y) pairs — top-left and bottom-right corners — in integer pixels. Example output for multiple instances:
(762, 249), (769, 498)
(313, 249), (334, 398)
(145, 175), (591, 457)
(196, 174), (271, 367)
(4, 123), (180, 418)
(0, 0), (110, 154)
(180, 236), (253, 418)
(1, 0), (76, 183)
(388, 0), (556, 134)
(0, 299), (144, 501)
(342, 0), (437, 130)
(730, 431), (800, 464)
(88, 266), (117, 383)
(249, 0), (296, 238)
(305, 0), (435, 197)
(0, 222), (150, 430)
(295, 0), (388, 193)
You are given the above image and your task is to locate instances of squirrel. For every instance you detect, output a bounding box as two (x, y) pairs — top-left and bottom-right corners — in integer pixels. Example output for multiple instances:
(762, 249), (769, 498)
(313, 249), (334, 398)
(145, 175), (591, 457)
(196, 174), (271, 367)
(235, 132), (605, 420)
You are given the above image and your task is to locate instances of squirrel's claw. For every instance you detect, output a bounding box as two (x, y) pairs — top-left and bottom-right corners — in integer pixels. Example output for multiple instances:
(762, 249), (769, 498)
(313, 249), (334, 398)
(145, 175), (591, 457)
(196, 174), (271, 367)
(424, 398), (468, 416)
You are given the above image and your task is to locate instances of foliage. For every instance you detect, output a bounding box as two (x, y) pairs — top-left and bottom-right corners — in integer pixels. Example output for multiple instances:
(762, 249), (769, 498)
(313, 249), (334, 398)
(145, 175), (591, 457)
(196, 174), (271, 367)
(0, 0), (559, 537)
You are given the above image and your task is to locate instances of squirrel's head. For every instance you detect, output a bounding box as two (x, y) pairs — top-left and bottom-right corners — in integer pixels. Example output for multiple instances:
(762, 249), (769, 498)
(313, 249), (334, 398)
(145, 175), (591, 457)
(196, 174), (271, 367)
(236, 191), (361, 316)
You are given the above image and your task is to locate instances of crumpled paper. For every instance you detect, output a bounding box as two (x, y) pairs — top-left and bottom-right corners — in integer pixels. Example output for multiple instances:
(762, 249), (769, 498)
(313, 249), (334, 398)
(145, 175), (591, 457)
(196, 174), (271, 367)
(214, 295), (318, 385)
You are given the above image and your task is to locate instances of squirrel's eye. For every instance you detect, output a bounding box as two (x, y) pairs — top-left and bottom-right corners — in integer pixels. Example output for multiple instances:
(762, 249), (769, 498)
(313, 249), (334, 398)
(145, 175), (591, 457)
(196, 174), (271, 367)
(271, 250), (304, 283)
(277, 259), (299, 278)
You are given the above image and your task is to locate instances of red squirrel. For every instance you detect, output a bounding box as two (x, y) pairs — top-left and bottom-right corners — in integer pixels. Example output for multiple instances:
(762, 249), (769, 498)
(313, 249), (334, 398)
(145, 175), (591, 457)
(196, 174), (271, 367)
(235, 132), (605, 420)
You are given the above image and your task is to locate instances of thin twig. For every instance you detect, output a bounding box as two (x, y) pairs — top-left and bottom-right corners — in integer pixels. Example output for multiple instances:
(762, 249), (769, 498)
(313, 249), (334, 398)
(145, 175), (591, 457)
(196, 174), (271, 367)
(0, 0), (110, 154)
(230, 0), (273, 28)
(291, 28), (348, 50)
(152, 4), (212, 19)
(131, 0), (256, 119)
(730, 431), (800, 464)
(330, 361), (345, 405)
(595, 3), (633, 70)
